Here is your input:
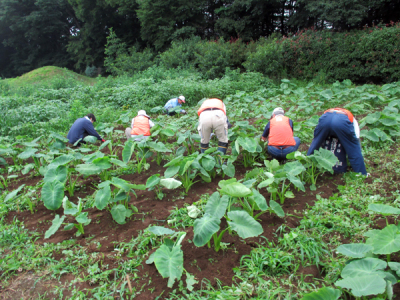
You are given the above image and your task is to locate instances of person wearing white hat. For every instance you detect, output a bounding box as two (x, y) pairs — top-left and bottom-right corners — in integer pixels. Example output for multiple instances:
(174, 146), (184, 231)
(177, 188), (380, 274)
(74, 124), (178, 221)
(261, 107), (300, 160)
(164, 95), (187, 116)
(125, 110), (155, 141)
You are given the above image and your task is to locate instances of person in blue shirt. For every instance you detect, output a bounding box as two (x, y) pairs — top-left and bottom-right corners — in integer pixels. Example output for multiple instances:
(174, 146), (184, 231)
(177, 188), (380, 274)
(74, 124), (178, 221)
(164, 95), (186, 116)
(67, 113), (105, 146)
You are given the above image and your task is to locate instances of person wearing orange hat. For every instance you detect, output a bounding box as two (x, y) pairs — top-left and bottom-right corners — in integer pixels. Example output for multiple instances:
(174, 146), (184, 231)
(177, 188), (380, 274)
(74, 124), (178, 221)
(125, 110), (155, 141)
(197, 98), (228, 156)
(164, 95), (186, 116)
(261, 107), (300, 160)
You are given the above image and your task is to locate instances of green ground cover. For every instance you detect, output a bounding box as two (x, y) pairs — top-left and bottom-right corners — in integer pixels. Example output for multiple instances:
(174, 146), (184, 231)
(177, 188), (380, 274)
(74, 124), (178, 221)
(1, 69), (400, 299)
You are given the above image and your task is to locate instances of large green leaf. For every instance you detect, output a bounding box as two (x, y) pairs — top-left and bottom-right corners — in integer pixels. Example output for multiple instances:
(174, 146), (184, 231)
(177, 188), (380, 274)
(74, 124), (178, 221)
(368, 204), (400, 215)
(50, 132), (69, 142)
(160, 178), (182, 189)
(301, 287), (341, 300)
(160, 128), (175, 137)
(95, 185), (111, 210)
(149, 141), (172, 153)
(364, 112), (381, 124)
(82, 151), (104, 163)
(320, 89), (333, 100)
(336, 243), (373, 258)
(367, 224), (400, 254)
(50, 155), (74, 167)
(109, 177), (133, 192)
(122, 140), (136, 163)
(92, 157), (112, 170)
(153, 244), (183, 288)
(284, 161), (306, 176)
(270, 200), (285, 217)
(43, 165), (67, 183)
(148, 226), (175, 236)
(99, 140), (110, 150)
(4, 184), (25, 202)
(313, 149), (339, 173)
(164, 165), (180, 178)
(335, 275), (386, 297)
(204, 192), (229, 219)
(219, 182), (252, 198)
(110, 158), (127, 168)
(379, 118), (397, 127)
(41, 181), (65, 210)
(222, 162), (235, 177)
(83, 135), (98, 144)
(250, 188), (268, 211)
(45, 215), (65, 239)
(227, 210), (263, 239)
(110, 204), (132, 224)
(76, 212), (91, 225)
(287, 174), (305, 192)
(341, 258), (387, 278)
(193, 213), (221, 247)
(18, 148), (37, 160)
(75, 163), (103, 176)
(201, 156), (215, 171)
(236, 137), (258, 153)
(146, 174), (161, 189)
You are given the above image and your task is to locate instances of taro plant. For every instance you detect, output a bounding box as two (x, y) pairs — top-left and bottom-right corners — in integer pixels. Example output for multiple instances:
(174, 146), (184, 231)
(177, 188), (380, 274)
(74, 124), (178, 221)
(147, 141), (172, 165)
(95, 177), (145, 224)
(193, 191), (264, 252)
(258, 160), (306, 204)
(122, 139), (152, 174)
(151, 125), (176, 143)
(176, 130), (200, 155)
(300, 287), (341, 300)
(286, 149), (338, 190)
(145, 226), (197, 290)
(76, 154), (126, 181)
(218, 178), (285, 220)
(145, 174), (182, 200)
(233, 136), (263, 167)
(163, 152), (213, 193)
(45, 197), (92, 238)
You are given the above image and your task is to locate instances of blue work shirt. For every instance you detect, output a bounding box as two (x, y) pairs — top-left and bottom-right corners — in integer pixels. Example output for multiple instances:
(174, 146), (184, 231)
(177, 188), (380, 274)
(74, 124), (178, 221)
(164, 98), (183, 113)
(67, 117), (102, 144)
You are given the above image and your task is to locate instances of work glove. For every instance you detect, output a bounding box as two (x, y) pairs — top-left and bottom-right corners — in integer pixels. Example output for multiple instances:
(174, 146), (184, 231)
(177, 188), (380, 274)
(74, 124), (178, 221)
(180, 110), (187, 115)
(101, 139), (106, 142)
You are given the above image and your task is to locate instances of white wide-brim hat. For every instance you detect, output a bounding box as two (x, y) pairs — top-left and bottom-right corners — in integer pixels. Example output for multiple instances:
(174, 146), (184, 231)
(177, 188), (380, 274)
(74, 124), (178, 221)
(138, 110), (150, 118)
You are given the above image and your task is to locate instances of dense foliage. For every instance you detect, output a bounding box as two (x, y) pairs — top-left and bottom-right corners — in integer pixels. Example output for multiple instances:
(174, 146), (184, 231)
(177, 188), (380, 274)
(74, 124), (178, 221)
(1, 0), (400, 78)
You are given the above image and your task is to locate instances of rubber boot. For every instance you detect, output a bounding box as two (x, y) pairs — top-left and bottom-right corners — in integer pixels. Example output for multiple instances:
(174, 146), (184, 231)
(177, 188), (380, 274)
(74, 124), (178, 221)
(217, 141), (228, 165)
(200, 143), (209, 153)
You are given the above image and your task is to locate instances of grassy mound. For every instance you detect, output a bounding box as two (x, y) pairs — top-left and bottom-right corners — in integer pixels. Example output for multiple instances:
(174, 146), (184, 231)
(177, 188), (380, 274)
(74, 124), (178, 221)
(4, 66), (95, 88)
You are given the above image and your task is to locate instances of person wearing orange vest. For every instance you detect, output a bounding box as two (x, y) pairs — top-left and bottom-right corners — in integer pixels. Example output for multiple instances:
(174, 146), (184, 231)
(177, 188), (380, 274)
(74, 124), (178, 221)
(197, 98), (228, 155)
(307, 108), (367, 175)
(125, 110), (155, 141)
(261, 107), (300, 160)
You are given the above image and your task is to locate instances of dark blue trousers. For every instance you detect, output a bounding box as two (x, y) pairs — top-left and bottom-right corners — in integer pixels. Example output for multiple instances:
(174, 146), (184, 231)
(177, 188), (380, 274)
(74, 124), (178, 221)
(268, 137), (301, 160)
(307, 112), (367, 175)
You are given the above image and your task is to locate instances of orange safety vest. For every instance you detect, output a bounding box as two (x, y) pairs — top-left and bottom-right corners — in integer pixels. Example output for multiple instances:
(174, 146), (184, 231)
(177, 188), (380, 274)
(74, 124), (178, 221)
(197, 98), (226, 116)
(324, 108), (354, 123)
(131, 116), (151, 136)
(268, 115), (296, 146)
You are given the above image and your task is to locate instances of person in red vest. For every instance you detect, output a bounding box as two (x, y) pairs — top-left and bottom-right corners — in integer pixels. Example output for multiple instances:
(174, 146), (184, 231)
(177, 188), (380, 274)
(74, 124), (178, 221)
(125, 110), (155, 141)
(197, 98), (228, 155)
(307, 108), (367, 175)
(261, 107), (300, 160)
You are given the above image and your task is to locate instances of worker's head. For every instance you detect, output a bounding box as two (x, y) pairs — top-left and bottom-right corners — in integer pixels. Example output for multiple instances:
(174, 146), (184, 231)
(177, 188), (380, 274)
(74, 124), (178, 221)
(87, 113), (96, 123)
(137, 110), (150, 118)
(272, 107), (284, 117)
(178, 95), (185, 104)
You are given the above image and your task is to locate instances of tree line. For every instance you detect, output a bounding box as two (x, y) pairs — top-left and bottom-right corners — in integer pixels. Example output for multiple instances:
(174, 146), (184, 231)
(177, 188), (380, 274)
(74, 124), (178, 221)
(1, 0), (400, 78)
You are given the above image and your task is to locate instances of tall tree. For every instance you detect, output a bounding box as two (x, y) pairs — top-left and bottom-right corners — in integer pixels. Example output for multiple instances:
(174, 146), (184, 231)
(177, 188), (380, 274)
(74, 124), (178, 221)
(136, 0), (207, 50)
(214, 0), (282, 41)
(0, 0), (74, 77)
(67, 0), (142, 71)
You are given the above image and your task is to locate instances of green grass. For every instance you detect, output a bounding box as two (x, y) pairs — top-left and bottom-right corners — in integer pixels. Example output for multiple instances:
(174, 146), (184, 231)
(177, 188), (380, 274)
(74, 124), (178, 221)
(4, 66), (96, 88)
